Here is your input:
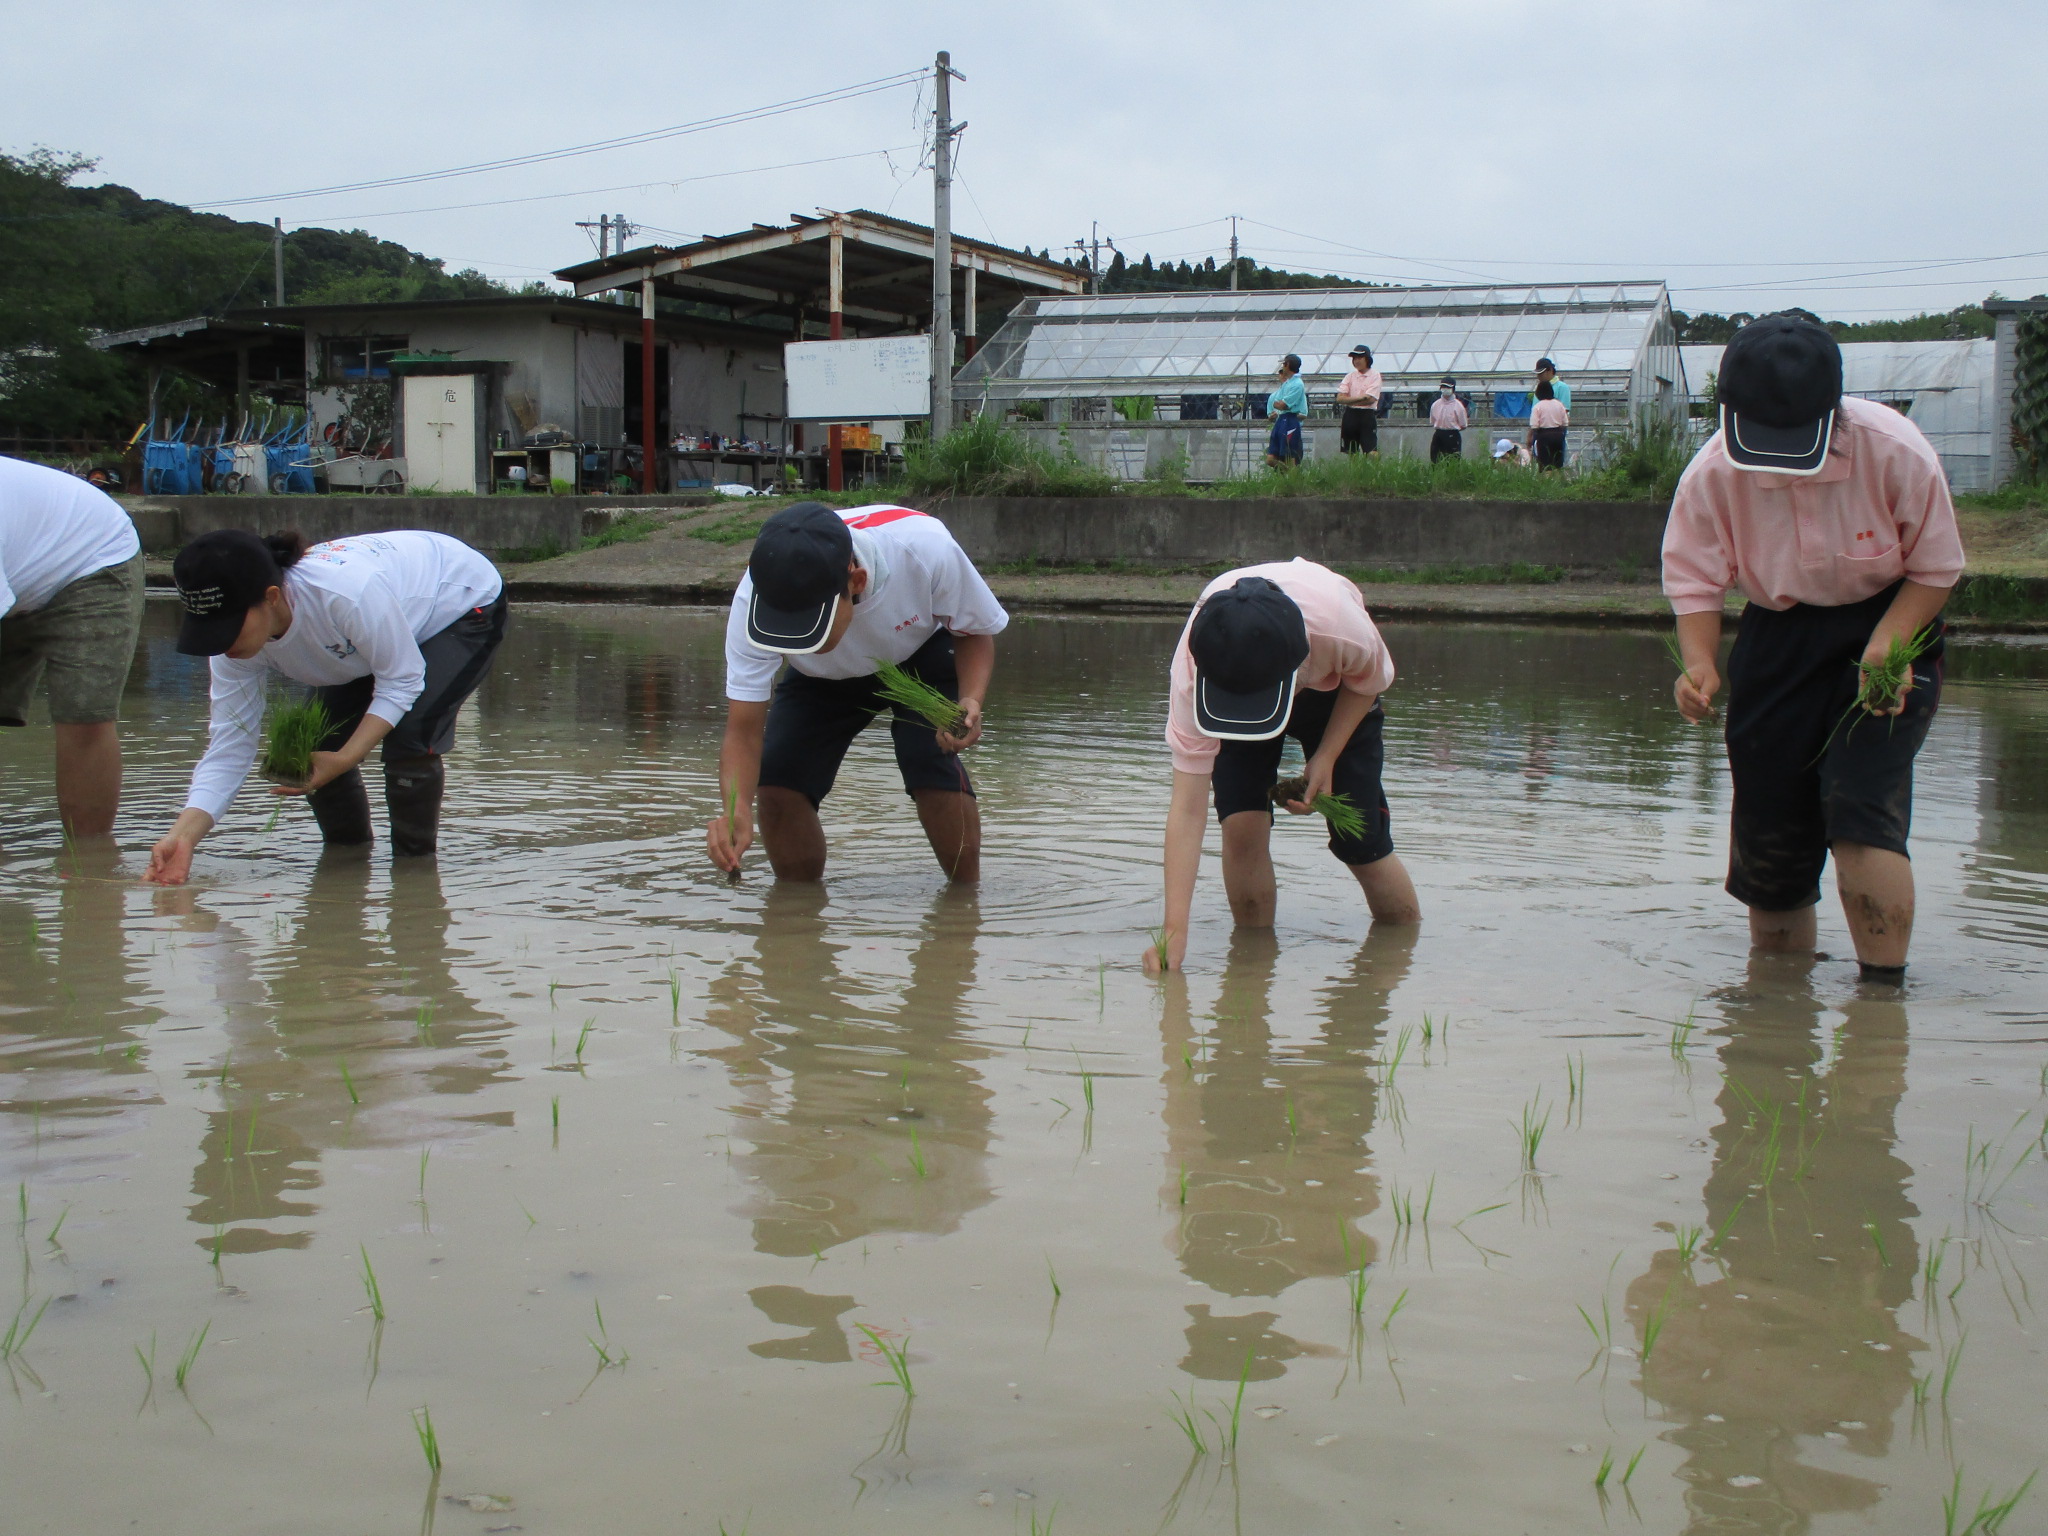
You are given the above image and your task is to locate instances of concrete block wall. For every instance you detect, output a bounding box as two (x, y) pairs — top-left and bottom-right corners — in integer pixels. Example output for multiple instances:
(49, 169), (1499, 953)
(121, 493), (712, 557)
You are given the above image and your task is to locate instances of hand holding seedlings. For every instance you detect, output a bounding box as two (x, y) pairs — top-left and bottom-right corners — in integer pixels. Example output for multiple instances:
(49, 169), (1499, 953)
(1853, 626), (1936, 718)
(874, 662), (981, 752)
(1269, 777), (1368, 840)
(257, 695), (333, 788)
(706, 779), (753, 876)
(1663, 633), (1719, 723)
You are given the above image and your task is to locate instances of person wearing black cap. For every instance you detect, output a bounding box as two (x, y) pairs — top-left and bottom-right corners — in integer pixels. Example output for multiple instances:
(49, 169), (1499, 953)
(1533, 358), (1570, 413)
(707, 501), (1008, 883)
(1264, 355), (1308, 469)
(0, 454), (143, 843)
(143, 529), (507, 885)
(1663, 311), (1965, 985)
(1142, 560), (1420, 973)
(1428, 379), (1467, 462)
(1336, 345), (1382, 456)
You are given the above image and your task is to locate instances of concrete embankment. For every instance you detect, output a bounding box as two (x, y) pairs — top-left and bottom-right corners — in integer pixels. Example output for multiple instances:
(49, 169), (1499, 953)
(121, 491), (712, 557)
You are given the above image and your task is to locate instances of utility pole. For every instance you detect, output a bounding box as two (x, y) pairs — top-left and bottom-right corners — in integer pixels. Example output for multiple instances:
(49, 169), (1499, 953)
(272, 218), (286, 305)
(1228, 215), (1240, 291)
(931, 50), (962, 439)
(575, 215), (612, 257)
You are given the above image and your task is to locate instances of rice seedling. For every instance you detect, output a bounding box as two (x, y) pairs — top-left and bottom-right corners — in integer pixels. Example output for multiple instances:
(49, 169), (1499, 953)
(209, 1225), (225, 1268)
(1864, 1217), (1891, 1268)
(1670, 1005), (1699, 1059)
(1923, 1231), (1954, 1301)
(1621, 1445), (1647, 1487)
(1225, 1346), (1253, 1454)
(0, 1295), (50, 1358)
(1382, 1025), (1415, 1090)
(667, 969), (684, 1021)
(1577, 1294), (1614, 1351)
(1565, 1053), (1586, 1124)
(586, 1301), (628, 1368)
(1045, 1255), (1062, 1301)
(1672, 1224), (1704, 1266)
(1943, 1466), (2038, 1536)
(550, 1095), (560, 1142)
(1963, 1113), (2042, 1209)
(359, 1244), (385, 1321)
(1148, 926), (1171, 972)
(548, 979), (560, 1008)
(418, 1146), (431, 1198)
(574, 1018), (595, 1065)
(173, 1321), (209, 1390)
(340, 1060), (360, 1106)
(906, 1126), (927, 1179)
(1515, 1092), (1551, 1170)
(14, 1181), (25, 1229)
(1164, 1387), (1210, 1457)
(1269, 777), (1366, 838)
(44, 1204), (69, 1250)
(414, 1002), (434, 1042)
(1389, 1175), (1435, 1232)
(1941, 1333), (1967, 1408)
(857, 1324), (915, 1396)
(1592, 1446), (1616, 1489)
(1074, 1051), (1095, 1115)
(411, 1406), (442, 1474)
(135, 1331), (157, 1396)
(1639, 1286), (1678, 1361)
(258, 695), (333, 785)
(1705, 1196), (1747, 1256)
(874, 662), (965, 735)
(1381, 1287), (1409, 1336)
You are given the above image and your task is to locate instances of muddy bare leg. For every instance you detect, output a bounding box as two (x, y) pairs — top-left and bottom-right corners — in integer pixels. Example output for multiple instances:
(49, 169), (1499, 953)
(52, 721), (121, 840)
(1220, 810), (1277, 927)
(758, 785), (827, 881)
(911, 788), (980, 883)
(1833, 840), (1913, 968)
(1748, 903), (1818, 953)
(1349, 852), (1421, 924)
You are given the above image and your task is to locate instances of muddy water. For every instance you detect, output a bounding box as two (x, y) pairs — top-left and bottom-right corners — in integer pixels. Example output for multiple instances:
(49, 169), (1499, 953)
(2, 605), (2045, 1536)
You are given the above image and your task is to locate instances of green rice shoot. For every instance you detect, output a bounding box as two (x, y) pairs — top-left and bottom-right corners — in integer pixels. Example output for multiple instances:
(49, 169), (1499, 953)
(1857, 626), (1938, 714)
(874, 662), (965, 735)
(259, 695), (333, 782)
(1270, 777), (1367, 839)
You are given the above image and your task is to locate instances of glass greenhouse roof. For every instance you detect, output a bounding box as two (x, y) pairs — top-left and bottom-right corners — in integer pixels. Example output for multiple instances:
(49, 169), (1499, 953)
(956, 282), (1673, 398)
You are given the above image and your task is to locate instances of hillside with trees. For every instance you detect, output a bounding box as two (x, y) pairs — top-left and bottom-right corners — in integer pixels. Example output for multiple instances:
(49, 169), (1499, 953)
(0, 146), (535, 439)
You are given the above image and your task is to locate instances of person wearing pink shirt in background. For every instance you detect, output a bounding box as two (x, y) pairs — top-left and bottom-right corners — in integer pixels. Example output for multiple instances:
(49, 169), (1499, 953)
(1526, 381), (1569, 469)
(1428, 378), (1468, 462)
(1143, 561), (1421, 973)
(1662, 312), (1965, 986)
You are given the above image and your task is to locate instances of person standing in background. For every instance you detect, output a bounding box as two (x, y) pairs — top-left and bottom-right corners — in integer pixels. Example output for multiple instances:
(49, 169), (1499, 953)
(1428, 378), (1468, 462)
(0, 455), (145, 845)
(1528, 380), (1569, 469)
(1535, 357), (1571, 412)
(1336, 344), (1382, 455)
(1265, 354), (1308, 469)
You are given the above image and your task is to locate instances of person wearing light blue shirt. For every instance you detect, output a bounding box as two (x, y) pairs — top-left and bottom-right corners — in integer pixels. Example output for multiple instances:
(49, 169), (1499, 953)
(1265, 354), (1308, 468)
(1535, 357), (1571, 411)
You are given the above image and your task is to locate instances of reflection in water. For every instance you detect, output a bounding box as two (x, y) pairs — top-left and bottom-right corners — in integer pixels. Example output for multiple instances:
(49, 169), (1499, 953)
(1629, 960), (1920, 1534)
(704, 884), (993, 1256)
(1161, 928), (1413, 1379)
(749, 1285), (858, 1363)
(180, 853), (514, 1249)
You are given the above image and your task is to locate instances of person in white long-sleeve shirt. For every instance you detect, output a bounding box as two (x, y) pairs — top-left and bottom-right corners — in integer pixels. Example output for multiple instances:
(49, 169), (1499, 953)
(145, 528), (507, 884)
(0, 455), (145, 842)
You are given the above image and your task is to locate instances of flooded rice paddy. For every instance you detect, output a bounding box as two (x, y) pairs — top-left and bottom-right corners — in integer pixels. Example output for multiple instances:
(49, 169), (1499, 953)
(3, 603), (2047, 1535)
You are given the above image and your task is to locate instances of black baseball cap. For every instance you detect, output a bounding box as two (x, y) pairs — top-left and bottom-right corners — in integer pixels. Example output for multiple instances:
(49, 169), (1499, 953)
(172, 529), (283, 655)
(1349, 343), (1372, 358)
(745, 501), (854, 653)
(1718, 312), (1843, 476)
(1535, 357), (1556, 372)
(1188, 577), (1310, 740)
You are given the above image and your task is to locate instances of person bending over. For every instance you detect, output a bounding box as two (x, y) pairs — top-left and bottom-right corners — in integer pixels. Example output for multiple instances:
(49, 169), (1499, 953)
(707, 501), (1006, 884)
(1145, 562), (1420, 973)
(1663, 312), (1963, 985)
(0, 455), (143, 844)
(146, 529), (507, 884)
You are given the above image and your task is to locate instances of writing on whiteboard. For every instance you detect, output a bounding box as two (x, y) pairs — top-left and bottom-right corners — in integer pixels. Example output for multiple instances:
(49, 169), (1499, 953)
(785, 336), (933, 420)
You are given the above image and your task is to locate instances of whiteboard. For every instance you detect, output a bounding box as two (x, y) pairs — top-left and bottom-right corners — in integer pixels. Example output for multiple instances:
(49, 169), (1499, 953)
(785, 336), (932, 420)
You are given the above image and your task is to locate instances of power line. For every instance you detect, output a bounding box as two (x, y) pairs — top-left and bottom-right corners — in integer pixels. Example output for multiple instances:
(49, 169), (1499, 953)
(188, 71), (925, 209)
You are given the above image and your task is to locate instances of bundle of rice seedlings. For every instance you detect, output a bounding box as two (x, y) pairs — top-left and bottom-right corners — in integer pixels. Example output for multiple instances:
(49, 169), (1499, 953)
(259, 696), (333, 786)
(874, 661), (965, 735)
(1855, 626), (1938, 713)
(1270, 777), (1367, 839)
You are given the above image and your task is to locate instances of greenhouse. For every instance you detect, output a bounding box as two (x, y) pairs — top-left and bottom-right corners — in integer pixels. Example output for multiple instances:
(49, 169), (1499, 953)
(953, 282), (1686, 479)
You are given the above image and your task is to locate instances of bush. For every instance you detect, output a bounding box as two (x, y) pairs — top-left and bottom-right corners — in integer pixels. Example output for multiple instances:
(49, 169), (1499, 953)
(889, 412), (1116, 497)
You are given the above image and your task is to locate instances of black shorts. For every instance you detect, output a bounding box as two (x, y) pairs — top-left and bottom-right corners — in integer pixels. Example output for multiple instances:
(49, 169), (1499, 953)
(313, 593), (508, 760)
(1430, 428), (1463, 462)
(759, 629), (975, 807)
(1723, 582), (1944, 911)
(1532, 426), (1566, 469)
(1210, 687), (1394, 866)
(1340, 407), (1379, 454)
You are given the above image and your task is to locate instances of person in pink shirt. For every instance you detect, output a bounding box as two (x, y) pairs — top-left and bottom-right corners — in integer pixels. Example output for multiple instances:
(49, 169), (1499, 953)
(1526, 381), (1569, 469)
(1428, 379), (1468, 462)
(1662, 312), (1965, 985)
(1337, 344), (1383, 455)
(1143, 561), (1421, 973)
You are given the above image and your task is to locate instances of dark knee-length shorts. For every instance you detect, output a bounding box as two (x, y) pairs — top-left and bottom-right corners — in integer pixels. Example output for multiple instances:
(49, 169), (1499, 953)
(759, 630), (974, 807)
(1210, 686), (1394, 866)
(1723, 581), (1943, 911)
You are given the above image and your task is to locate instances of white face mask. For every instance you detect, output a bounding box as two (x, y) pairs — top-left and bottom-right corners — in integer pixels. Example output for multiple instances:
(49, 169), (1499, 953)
(1440, 387), (1453, 398)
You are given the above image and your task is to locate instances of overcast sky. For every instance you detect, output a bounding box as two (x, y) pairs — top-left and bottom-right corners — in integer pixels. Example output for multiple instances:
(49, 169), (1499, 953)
(9, 0), (2043, 321)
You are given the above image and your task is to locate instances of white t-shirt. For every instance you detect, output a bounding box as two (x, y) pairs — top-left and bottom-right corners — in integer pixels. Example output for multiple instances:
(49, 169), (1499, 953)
(723, 506), (1008, 702)
(0, 455), (141, 617)
(185, 531), (502, 821)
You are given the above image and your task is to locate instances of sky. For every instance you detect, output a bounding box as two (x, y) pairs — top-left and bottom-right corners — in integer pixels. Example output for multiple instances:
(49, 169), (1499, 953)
(8, 0), (2044, 322)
